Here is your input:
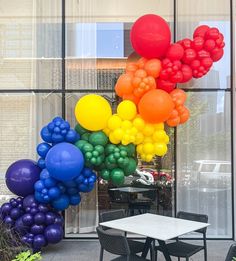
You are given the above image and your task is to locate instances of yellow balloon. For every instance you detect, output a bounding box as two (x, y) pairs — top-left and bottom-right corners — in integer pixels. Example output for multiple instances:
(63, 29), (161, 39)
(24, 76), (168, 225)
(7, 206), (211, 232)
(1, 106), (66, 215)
(109, 133), (120, 144)
(143, 137), (153, 143)
(113, 128), (124, 140)
(153, 130), (166, 142)
(133, 117), (145, 130)
(103, 128), (110, 136)
(117, 100), (137, 120)
(142, 124), (155, 136)
(107, 114), (122, 130)
(164, 134), (170, 143)
(154, 123), (164, 130)
(135, 132), (144, 144)
(145, 154), (154, 162)
(143, 143), (154, 154)
(137, 144), (143, 154)
(154, 143), (168, 156)
(121, 120), (133, 130)
(75, 94), (112, 131)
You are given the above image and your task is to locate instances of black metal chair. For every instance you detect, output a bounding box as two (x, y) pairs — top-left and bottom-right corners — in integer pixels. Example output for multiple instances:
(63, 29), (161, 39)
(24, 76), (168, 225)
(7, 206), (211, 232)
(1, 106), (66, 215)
(155, 211), (208, 261)
(97, 226), (150, 261)
(225, 243), (236, 261)
(99, 209), (145, 254)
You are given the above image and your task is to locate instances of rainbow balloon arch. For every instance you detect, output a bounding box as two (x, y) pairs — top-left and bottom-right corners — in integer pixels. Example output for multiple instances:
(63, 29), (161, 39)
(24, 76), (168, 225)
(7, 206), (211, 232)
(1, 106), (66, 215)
(0, 14), (224, 252)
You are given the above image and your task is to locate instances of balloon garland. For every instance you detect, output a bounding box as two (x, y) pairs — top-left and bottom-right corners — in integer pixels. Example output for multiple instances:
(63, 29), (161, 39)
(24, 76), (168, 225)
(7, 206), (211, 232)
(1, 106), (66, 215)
(0, 14), (224, 252)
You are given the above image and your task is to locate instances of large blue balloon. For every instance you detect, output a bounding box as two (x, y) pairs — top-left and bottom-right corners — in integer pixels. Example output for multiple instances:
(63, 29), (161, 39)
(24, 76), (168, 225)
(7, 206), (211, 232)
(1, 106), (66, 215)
(45, 143), (84, 181)
(5, 160), (41, 197)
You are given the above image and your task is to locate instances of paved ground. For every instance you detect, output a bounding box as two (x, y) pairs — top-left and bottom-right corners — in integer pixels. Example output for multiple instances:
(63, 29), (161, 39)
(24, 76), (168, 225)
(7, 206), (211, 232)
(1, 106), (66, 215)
(41, 240), (234, 261)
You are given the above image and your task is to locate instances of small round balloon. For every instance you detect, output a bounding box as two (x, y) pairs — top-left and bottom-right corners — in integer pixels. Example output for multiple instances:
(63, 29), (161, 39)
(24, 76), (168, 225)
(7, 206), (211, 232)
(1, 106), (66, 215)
(45, 143), (84, 181)
(75, 94), (112, 131)
(5, 160), (41, 197)
(44, 224), (63, 244)
(130, 14), (171, 59)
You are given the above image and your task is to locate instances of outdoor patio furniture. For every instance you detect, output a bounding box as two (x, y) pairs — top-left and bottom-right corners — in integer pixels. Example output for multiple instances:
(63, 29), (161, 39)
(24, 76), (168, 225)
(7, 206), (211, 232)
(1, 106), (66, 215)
(99, 209), (145, 254)
(225, 243), (236, 261)
(96, 226), (150, 261)
(155, 211), (208, 261)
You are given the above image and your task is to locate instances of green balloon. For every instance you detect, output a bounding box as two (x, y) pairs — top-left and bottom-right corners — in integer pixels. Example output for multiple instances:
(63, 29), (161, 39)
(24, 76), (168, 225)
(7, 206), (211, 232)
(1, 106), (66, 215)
(81, 133), (90, 141)
(105, 144), (116, 155)
(95, 145), (105, 154)
(85, 151), (93, 159)
(90, 157), (97, 164)
(114, 148), (120, 153)
(96, 156), (103, 165)
(75, 123), (88, 135)
(120, 150), (127, 157)
(92, 151), (99, 157)
(108, 154), (116, 164)
(89, 131), (108, 146)
(119, 144), (135, 156)
(111, 168), (125, 186)
(83, 143), (93, 152)
(100, 169), (110, 180)
(105, 158), (117, 170)
(75, 140), (87, 150)
(117, 157), (124, 164)
(113, 152), (120, 159)
(123, 158), (137, 176)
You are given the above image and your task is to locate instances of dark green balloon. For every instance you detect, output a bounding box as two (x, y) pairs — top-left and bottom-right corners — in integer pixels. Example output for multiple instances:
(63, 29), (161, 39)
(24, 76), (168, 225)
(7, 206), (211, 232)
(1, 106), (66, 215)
(83, 143), (93, 152)
(105, 158), (117, 170)
(75, 140), (87, 150)
(119, 144), (135, 156)
(108, 154), (116, 164)
(120, 150), (127, 157)
(89, 131), (108, 146)
(90, 157), (97, 164)
(85, 151), (93, 159)
(113, 152), (120, 159)
(111, 168), (125, 186)
(100, 169), (110, 180)
(123, 158), (137, 176)
(92, 151), (99, 157)
(96, 156), (103, 165)
(81, 133), (90, 141)
(95, 145), (105, 154)
(105, 144), (116, 155)
(75, 123), (88, 135)
(114, 148), (120, 153)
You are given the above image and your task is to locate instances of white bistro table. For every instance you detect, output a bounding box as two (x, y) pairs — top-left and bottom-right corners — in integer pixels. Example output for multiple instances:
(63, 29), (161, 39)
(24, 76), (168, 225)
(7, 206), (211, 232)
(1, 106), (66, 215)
(100, 213), (209, 261)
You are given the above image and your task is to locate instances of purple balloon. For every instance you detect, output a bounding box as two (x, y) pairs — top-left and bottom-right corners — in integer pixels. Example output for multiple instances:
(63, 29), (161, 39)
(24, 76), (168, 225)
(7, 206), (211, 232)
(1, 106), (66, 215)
(10, 198), (18, 208)
(45, 212), (56, 225)
(4, 216), (14, 227)
(23, 195), (38, 209)
(30, 208), (39, 216)
(54, 215), (64, 226)
(5, 159), (41, 197)
(10, 208), (21, 220)
(22, 213), (34, 226)
(44, 224), (63, 244)
(15, 217), (29, 235)
(38, 204), (48, 213)
(1, 203), (12, 216)
(33, 234), (47, 249)
(31, 224), (45, 235)
(34, 213), (46, 225)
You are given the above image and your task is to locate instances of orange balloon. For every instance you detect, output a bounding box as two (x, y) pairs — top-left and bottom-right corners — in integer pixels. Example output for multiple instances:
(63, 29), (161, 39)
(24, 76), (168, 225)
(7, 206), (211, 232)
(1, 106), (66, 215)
(144, 59), (162, 78)
(126, 63), (138, 75)
(137, 57), (147, 69)
(123, 93), (140, 105)
(115, 74), (134, 97)
(180, 107), (190, 123)
(170, 88), (187, 105)
(138, 89), (174, 123)
(166, 117), (180, 127)
(127, 51), (141, 63)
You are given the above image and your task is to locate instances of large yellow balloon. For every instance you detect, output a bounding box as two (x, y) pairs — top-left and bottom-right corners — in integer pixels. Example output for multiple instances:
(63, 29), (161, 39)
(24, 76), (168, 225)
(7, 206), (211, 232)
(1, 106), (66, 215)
(117, 100), (137, 120)
(75, 94), (112, 131)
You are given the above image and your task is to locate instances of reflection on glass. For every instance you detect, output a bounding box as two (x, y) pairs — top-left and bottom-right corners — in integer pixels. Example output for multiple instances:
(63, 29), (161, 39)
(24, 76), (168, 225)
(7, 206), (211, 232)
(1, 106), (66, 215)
(177, 92), (232, 237)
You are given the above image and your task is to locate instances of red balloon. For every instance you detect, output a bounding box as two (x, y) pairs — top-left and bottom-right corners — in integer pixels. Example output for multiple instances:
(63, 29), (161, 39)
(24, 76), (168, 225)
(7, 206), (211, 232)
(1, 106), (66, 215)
(156, 79), (176, 93)
(193, 25), (210, 38)
(181, 65), (193, 83)
(197, 50), (210, 59)
(170, 71), (183, 83)
(192, 37), (204, 51)
(205, 28), (220, 40)
(211, 48), (224, 62)
(182, 49), (197, 64)
(201, 57), (213, 68)
(204, 39), (216, 51)
(130, 14), (171, 59)
(179, 38), (192, 49)
(166, 43), (184, 61)
(190, 59), (201, 69)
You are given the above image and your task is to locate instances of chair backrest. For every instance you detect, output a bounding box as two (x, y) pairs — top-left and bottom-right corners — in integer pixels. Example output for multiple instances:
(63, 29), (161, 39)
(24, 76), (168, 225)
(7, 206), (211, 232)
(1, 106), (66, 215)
(225, 243), (236, 261)
(177, 211), (208, 234)
(100, 209), (126, 223)
(96, 226), (130, 256)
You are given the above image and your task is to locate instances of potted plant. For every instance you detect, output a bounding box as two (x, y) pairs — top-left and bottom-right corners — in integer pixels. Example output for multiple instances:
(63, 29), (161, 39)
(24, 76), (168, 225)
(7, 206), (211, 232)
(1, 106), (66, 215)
(12, 250), (42, 261)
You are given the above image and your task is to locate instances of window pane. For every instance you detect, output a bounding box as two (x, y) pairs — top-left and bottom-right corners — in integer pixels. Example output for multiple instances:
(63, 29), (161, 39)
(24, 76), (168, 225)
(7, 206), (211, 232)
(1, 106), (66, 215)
(0, 0), (62, 89)
(177, 91), (232, 237)
(176, 0), (230, 89)
(0, 93), (61, 202)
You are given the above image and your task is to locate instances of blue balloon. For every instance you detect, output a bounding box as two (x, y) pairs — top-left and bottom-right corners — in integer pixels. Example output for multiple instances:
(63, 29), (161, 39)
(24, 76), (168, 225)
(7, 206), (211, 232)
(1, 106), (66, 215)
(51, 133), (64, 143)
(75, 174), (84, 184)
(41, 126), (52, 143)
(64, 121), (70, 130)
(34, 180), (45, 192)
(82, 168), (93, 178)
(38, 158), (46, 169)
(65, 129), (79, 143)
(40, 169), (50, 179)
(37, 143), (51, 158)
(69, 194), (81, 205)
(44, 177), (57, 188)
(63, 180), (77, 188)
(67, 187), (78, 195)
(47, 122), (55, 133)
(45, 143), (84, 181)
(35, 192), (45, 203)
(78, 184), (88, 192)
(57, 183), (66, 194)
(52, 195), (70, 211)
(54, 127), (61, 133)
(53, 117), (63, 124)
(48, 187), (61, 200)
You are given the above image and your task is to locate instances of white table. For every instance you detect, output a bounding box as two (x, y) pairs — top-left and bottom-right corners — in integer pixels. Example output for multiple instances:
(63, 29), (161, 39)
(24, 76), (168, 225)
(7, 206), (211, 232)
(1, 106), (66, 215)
(109, 187), (154, 193)
(100, 213), (210, 261)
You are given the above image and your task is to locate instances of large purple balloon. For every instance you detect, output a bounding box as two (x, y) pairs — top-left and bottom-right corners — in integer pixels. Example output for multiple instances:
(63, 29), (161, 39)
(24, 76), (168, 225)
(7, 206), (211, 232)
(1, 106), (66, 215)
(6, 160), (41, 197)
(44, 224), (63, 244)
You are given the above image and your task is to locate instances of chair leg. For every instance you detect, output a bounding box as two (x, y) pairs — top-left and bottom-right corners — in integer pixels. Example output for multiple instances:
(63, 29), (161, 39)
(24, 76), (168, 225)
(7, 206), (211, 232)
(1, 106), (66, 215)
(186, 257), (189, 261)
(204, 247), (207, 261)
(99, 247), (104, 261)
(178, 257), (180, 261)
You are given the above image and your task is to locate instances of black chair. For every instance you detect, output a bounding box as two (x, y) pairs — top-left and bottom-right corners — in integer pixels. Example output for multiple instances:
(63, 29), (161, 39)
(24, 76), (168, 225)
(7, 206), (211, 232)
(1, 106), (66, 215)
(225, 243), (236, 261)
(99, 209), (145, 254)
(97, 226), (150, 261)
(155, 211), (208, 261)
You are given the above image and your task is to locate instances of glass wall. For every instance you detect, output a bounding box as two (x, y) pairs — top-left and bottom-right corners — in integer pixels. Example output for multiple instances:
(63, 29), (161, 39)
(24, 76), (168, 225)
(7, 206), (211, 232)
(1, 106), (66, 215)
(0, 0), (233, 238)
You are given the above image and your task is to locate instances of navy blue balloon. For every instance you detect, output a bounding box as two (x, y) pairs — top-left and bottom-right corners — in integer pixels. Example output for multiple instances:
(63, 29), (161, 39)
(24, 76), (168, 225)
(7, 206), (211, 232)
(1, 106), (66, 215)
(22, 213), (34, 226)
(1, 203), (13, 216)
(15, 217), (29, 235)
(45, 212), (56, 225)
(45, 143), (84, 181)
(35, 192), (45, 203)
(54, 216), (64, 226)
(57, 183), (66, 193)
(44, 224), (63, 244)
(69, 194), (81, 205)
(33, 234), (47, 249)
(63, 180), (77, 188)
(37, 143), (51, 158)
(75, 174), (84, 184)
(52, 195), (70, 211)
(4, 216), (14, 227)
(10, 208), (21, 220)
(34, 212), (46, 225)
(30, 208), (39, 215)
(67, 187), (78, 195)
(23, 195), (38, 209)
(31, 224), (45, 235)
(51, 133), (64, 143)
(48, 187), (61, 200)
(82, 168), (93, 178)
(38, 204), (49, 213)
(38, 158), (46, 169)
(41, 126), (52, 143)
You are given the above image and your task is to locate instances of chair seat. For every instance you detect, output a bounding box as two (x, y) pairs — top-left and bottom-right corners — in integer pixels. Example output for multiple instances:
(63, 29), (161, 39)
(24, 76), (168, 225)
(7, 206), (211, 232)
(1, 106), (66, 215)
(128, 239), (145, 253)
(112, 254), (149, 261)
(157, 241), (204, 258)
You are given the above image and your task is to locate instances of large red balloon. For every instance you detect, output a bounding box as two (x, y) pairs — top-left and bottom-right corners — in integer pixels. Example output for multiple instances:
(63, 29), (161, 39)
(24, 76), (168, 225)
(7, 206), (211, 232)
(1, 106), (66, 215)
(130, 14), (171, 59)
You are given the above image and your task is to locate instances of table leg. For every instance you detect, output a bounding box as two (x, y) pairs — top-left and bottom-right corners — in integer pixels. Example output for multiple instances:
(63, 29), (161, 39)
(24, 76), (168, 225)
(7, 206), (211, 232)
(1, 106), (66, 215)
(141, 237), (153, 258)
(157, 240), (172, 261)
